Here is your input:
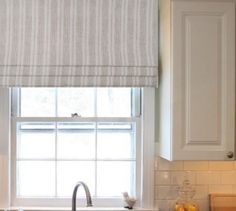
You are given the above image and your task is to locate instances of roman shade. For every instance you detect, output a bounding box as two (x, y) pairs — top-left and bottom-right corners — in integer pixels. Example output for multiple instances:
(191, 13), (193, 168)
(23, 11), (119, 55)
(0, 0), (158, 87)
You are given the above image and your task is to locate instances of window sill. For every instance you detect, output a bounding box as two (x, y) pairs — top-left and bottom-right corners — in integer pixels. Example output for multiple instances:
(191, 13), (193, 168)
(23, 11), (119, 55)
(0, 207), (159, 211)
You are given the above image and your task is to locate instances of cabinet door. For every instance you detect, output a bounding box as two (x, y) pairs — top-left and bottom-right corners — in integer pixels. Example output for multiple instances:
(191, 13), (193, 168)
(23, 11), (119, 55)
(172, 1), (235, 160)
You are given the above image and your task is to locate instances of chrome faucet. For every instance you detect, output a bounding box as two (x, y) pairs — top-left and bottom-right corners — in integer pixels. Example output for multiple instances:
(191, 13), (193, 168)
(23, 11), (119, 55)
(72, 181), (93, 211)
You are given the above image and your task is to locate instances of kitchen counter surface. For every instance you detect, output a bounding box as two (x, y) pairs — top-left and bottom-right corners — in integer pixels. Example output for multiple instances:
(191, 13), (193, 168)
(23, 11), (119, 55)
(0, 207), (159, 211)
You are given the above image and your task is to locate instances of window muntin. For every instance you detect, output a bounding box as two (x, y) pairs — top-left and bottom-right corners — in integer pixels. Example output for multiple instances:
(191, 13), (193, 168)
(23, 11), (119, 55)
(16, 121), (136, 198)
(12, 88), (140, 202)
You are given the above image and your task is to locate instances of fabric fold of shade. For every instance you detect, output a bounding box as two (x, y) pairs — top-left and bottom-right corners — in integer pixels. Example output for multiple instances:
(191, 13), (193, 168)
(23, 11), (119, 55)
(0, 0), (158, 87)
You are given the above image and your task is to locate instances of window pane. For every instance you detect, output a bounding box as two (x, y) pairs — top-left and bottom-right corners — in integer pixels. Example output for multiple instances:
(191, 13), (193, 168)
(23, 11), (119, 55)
(57, 88), (95, 117)
(97, 161), (135, 197)
(57, 161), (95, 197)
(57, 123), (95, 159)
(97, 88), (131, 117)
(97, 123), (136, 159)
(20, 88), (55, 117)
(17, 123), (55, 159)
(15, 87), (139, 200)
(17, 161), (55, 197)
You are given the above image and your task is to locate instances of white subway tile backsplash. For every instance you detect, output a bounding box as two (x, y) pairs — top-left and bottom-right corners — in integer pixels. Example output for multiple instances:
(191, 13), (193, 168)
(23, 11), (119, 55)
(196, 172), (210, 185)
(155, 200), (169, 211)
(220, 171), (236, 184)
(156, 157), (169, 170)
(155, 186), (171, 200)
(170, 171), (183, 185)
(155, 157), (236, 211)
(194, 185), (209, 199)
(184, 161), (209, 171)
(195, 199), (210, 211)
(154, 200), (160, 210)
(170, 171), (195, 185)
(169, 161), (184, 171)
(155, 185), (179, 200)
(208, 171), (221, 184)
(209, 185), (233, 193)
(155, 171), (171, 185)
(167, 200), (176, 211)
(209, 161), (234, 171)
(232, 185), (236, 194)
(157, 157), (183, 171)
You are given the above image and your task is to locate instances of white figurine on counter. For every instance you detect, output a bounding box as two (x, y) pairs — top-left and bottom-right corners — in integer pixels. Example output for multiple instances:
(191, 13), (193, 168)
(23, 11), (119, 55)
(122, 192), (137, 209)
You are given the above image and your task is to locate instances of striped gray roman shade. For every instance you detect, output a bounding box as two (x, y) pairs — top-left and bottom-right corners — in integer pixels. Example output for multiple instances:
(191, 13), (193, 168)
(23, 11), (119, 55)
(0, 0), (158, 87)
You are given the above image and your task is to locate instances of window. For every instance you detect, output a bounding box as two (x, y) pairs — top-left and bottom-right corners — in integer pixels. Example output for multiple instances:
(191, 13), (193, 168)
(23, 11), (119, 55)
(9, 88), (154, 208)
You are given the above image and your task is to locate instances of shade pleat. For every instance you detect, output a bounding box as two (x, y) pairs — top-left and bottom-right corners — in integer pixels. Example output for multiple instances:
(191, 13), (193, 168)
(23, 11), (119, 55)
(0, 0), (158, 87)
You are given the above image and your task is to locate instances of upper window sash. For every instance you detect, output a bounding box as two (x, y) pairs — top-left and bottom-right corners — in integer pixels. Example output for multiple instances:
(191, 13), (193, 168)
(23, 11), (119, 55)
(11, 88), (141, 118)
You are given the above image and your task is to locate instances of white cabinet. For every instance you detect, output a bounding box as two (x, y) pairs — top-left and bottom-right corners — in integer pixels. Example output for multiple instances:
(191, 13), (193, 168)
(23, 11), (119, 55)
(158, 0), (235, 160)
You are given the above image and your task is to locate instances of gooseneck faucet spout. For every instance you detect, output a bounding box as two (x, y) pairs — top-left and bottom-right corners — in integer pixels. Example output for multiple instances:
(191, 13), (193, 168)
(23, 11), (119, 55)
(72, 181), (93, 211)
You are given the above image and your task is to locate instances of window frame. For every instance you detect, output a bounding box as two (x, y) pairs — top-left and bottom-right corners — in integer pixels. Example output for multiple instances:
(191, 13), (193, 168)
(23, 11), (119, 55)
(3, 88), (155, 208)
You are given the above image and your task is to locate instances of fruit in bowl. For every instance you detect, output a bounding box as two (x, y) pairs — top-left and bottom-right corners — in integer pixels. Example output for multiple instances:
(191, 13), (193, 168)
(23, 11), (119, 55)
(174, 202), (198, 211)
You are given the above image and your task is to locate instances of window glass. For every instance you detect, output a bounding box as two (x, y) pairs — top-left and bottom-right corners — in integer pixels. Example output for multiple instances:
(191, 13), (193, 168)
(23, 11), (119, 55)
(19, 88), (132, 117)
(97, 88), (131, 117)
(57, 88), (95, 117)
(97, 161), (135, 197)
(17, 123), (55, 159)
(97, 123), (135, 159)
(17, 161), (55, 197)
(57, 123), (96, 159)
(14, 88), (138, 199)
(21, 88), (55, 117)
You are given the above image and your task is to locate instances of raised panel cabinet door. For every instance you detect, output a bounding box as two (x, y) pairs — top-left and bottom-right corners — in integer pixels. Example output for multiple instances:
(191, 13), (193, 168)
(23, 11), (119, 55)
(172, 1), (235, 160)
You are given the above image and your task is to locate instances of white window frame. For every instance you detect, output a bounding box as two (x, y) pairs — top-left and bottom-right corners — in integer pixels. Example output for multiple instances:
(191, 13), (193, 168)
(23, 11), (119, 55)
(0, 88), (155, 209)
